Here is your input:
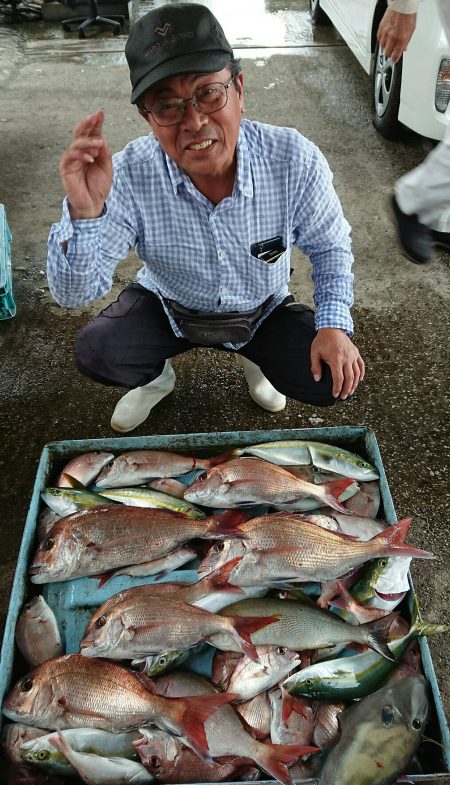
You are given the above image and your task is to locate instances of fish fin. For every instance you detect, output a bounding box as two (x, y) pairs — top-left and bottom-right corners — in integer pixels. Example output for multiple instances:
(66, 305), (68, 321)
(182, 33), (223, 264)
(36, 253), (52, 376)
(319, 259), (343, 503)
(179, 692), (237, 761)
(61, 473), (86, 489)
(368, 518), (436, 559)
(231, 614), (281, 662)
(280, 689), (309, 724)
(209, 559), (245, 592)
(199, 450), (234, 469)
(321, 478), (355, 513)
(93, 572), (113, 588)
(253, 742), (318, 785)
(360, 611), (399, 661)
(135, 672), (160, 693)
(205, 509), (248, 540)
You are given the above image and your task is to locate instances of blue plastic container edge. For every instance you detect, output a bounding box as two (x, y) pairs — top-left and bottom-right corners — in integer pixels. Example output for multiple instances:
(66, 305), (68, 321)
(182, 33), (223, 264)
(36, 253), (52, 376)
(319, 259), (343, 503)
(0, 445), (50, 699)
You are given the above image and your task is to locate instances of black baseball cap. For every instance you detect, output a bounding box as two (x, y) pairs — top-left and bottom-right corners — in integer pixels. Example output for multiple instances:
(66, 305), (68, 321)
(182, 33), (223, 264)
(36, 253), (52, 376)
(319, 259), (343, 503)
(125, 3), (234, 105)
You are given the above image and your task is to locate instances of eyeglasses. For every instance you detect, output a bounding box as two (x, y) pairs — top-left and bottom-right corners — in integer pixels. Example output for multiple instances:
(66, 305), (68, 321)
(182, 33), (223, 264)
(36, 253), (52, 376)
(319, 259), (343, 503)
(142, 79), (234, 127)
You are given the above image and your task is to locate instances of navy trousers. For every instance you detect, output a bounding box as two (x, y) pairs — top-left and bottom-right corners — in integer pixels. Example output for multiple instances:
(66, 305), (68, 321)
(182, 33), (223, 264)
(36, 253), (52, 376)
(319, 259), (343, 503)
(74, 283), (336, 407)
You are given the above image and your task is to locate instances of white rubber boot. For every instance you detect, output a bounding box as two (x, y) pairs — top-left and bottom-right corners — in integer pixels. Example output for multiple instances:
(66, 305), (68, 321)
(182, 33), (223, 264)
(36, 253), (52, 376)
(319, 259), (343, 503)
(110, 360), (176, 433)
(238, 356), (286, 412)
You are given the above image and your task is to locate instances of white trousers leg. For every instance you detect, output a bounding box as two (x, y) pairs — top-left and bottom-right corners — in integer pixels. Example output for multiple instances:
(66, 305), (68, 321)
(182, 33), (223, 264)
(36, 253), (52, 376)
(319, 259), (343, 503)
(395, 122), (450, 231)
(395, 0), (450, 232)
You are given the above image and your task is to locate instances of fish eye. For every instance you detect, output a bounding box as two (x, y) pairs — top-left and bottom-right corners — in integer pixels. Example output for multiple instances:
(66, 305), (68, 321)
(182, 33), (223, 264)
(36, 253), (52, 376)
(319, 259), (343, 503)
(212, 543), (224, 554)
(37, 750), (49, 760)
(305, 678), (313, 686)
(382, 705), (396, 727)
(150, 756), (161, 768)
(412, 718), (422, 730)
(276, 646), (287, 655)
(159, 656), (167, 665)
(95, 615), (107, 628)
(20, 678), (33, 692)
(43, 538), (54, 551)
(379, 558), (388, 567)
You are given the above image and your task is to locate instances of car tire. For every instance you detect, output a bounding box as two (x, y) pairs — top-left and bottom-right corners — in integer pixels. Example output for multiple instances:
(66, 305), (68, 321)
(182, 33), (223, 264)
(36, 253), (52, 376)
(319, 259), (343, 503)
(372, 40), (403, 138)
(309, 0), (331, 25)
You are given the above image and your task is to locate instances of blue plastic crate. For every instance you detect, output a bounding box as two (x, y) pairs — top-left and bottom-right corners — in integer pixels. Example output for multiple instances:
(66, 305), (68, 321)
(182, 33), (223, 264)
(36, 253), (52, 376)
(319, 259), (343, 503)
(1, 427), (449, 782)
(0, 204), (16, 319)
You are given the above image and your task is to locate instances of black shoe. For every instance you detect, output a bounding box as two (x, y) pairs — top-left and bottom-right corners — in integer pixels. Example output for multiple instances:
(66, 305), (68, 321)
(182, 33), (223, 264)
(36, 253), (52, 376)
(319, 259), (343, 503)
(432, 229), (450, 252)
(390, 194), (434, 264)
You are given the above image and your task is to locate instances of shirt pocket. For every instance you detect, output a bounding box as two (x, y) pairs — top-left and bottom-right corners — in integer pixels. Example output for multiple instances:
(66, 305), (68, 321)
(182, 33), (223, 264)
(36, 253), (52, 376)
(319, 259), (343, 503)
(241, 248), (291, 300)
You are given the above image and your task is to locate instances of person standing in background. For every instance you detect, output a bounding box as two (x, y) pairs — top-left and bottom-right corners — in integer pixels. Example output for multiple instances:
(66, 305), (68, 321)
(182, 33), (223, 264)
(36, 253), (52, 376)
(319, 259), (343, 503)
(377, 0), (450, 264)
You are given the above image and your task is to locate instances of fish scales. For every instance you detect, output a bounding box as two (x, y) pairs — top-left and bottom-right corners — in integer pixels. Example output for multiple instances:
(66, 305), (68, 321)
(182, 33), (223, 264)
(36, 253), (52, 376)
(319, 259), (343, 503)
(226, 516), (433, 585)
(29, 506), (242, 583)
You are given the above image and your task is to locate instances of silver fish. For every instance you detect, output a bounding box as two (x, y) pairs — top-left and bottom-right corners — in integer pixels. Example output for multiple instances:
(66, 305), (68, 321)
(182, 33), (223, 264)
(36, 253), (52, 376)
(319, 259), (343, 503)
(227, 645), (299, 702)
(21, 727), (140, 777)
(48, 729), (153, 783)
(211, 597), (396, 661)
(95, 449), (230, 488)
(269, 688), (314, 747)
(318, 676), (428, 785)
(96, 545), (198, 587)
(15, 596), (63, 667)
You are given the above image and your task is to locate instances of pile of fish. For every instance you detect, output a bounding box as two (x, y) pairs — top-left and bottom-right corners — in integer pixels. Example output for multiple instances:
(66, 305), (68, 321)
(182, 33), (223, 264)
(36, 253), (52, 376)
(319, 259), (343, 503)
(1, 439), (447, 785)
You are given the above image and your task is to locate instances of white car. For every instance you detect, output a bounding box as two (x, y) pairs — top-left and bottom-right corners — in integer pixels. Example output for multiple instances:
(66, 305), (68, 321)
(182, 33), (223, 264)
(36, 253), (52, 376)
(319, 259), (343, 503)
(309, 0), (450, 140)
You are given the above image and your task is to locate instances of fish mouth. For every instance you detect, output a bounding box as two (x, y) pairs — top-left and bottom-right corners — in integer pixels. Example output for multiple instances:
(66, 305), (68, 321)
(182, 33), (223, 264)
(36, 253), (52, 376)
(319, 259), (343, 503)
(375, 590), (404, 601)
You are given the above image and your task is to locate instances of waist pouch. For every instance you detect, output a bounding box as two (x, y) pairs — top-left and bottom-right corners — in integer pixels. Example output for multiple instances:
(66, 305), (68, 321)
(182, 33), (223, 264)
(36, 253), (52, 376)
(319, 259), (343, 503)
(167, 300), (264, 346)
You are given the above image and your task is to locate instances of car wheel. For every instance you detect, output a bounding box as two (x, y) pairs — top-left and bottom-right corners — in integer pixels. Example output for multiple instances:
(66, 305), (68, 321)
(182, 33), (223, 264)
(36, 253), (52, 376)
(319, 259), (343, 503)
(309, 0), (331, 25)
(372, 40), (403, 138)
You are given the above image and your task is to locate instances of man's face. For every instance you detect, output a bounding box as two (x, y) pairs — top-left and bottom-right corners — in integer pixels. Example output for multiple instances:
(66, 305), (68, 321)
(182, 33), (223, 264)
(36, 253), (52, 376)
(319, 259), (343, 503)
(140, 67), (244, 187)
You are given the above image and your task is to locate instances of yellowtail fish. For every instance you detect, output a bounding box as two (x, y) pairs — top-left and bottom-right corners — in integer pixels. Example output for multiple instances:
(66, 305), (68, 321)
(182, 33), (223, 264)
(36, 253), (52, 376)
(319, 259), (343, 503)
(184, 457), (354, 514)
(97, 487), (206, 520)
(231, 441), (379, 481)
(2, 654), (235, 761)
(41, 488), (114, 517)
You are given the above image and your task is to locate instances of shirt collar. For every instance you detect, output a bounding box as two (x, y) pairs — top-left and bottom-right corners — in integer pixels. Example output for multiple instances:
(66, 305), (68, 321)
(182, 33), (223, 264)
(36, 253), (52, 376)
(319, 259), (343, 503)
(162, 122), (254, 199)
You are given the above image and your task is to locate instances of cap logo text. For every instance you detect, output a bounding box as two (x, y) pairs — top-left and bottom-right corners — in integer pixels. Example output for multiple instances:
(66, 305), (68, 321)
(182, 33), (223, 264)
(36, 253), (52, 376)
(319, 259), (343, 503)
(155, 23), (172, 36)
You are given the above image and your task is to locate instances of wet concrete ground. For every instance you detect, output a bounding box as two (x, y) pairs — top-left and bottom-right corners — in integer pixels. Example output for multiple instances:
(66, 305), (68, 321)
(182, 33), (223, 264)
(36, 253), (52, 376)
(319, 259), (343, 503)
(0, 0), (449, 778)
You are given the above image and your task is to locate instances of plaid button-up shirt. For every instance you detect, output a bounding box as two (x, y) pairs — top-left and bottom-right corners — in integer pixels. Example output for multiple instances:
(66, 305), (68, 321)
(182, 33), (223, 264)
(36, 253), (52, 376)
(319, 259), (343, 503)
(48, 119), (355, 347)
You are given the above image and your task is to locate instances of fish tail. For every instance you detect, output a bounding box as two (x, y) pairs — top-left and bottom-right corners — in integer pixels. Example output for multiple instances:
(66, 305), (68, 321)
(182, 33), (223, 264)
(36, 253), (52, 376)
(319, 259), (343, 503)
(197, 450), (234, 469)
(369, 517), (436, 559)
(178, 692), (236, 761)
(230, 614), (281, 662)
(204, 509), (248, 539)
(253, 741), (318, 785)
(411, 622), (450, 638)
(322, 478), (354, 513)
(360, 611), (399, 660)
